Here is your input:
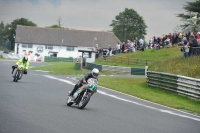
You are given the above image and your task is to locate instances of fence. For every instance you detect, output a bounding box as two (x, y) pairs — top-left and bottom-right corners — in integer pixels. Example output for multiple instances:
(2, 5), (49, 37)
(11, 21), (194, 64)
(86, 63), (102, 71)
(191, 47), (200, 56)
(75, 63), (81, 70)
(44, 56), (73, 62)
(86, 63), (145, 75)
(101, 56), (150, 66)
(146, 71), (200, 100)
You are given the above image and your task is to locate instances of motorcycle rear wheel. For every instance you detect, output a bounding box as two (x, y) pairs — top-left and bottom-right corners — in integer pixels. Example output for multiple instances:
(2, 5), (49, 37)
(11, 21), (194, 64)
(78, 94), (90, 109)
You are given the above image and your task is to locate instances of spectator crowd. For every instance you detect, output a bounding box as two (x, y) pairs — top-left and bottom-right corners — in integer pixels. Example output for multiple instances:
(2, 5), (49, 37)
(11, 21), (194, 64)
(94, 31), (200, 58)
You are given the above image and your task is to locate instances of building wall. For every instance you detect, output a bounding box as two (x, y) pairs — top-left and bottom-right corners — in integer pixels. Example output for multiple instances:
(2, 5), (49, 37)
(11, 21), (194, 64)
(14, 43), (95, 62)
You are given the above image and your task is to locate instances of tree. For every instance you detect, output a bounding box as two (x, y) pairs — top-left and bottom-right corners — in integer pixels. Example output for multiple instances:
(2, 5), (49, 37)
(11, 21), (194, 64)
(173, 25), (182, 33)
(47, 25), (62, 28)
(0, 21), (6, 40)
(110, 8), (147, 42)
(6, 18), (37, 50)
(176, 0), (200, 31)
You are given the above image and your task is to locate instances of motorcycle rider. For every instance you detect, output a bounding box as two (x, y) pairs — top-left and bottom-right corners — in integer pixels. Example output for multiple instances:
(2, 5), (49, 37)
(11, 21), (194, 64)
(68, 68), (99, 97)
(12, 56), (29, 79)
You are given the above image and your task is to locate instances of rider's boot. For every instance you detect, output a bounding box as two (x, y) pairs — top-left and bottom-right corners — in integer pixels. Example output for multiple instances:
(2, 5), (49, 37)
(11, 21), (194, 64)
(11, 69), (14, 74)
(68, 84), (79, 97)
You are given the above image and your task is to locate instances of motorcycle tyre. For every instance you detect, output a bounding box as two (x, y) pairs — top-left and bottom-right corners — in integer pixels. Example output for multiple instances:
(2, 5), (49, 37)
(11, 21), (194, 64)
(66, 96), (73, 106)
(78, 94), (91, 109)
(13, 70), (18, 82)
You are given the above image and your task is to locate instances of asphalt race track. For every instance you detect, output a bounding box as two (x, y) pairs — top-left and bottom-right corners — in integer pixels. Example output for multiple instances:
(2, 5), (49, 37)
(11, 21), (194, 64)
(0, 60), (200, 133)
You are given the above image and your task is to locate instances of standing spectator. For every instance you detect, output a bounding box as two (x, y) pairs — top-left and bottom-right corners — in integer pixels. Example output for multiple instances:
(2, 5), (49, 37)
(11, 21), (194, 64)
(121, 42), (125, 53)
(197, 32), (200, 45)
(169, 33), (172, 44)
(165, 37), (172, 48)
(117, 43), (121, 53)
(178, 32), (183, 42)
(157, 37), (161, 47)
(139, 38), (144, 50)
(115, 43), (119, 54)
(188, 35), (199, 57)
(172, 33), (176, 44)
(129, 40), (134, 52)
(149, 37), (153, 48)
(108, 45), (112, 56)
(186, 32), (190, 41)
(178, 37), (189, 58)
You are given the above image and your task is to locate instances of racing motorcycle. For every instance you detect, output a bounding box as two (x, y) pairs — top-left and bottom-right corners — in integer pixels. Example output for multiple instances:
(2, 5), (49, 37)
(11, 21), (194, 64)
(66, 78), (98, 109)
(13, 64), (24, 82)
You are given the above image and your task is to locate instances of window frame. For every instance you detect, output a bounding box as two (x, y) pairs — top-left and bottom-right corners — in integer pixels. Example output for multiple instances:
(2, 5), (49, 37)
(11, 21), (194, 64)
(66, 46), (74, 51)
(21, 44), (33, 48)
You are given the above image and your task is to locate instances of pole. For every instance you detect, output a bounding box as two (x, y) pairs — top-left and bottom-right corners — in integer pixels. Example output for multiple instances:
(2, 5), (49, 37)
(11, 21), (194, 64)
(190, 12), (192, 33)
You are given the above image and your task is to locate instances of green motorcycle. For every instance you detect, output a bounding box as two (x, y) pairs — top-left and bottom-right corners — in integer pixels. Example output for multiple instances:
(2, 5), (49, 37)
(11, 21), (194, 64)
(67, 78), (98, 109)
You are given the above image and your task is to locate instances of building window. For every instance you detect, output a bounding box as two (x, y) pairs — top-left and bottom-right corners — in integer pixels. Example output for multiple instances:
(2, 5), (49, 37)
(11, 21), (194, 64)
(83, 52), (91, 58)
(28, 44), (33, 48)
(22, 44), (33, 48)
(67, 47), (74, 51)
(45, 45), (53, 50)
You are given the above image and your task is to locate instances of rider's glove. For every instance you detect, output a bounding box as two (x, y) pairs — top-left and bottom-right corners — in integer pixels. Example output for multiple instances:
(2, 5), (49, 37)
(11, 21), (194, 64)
(83, 80), (87, 84)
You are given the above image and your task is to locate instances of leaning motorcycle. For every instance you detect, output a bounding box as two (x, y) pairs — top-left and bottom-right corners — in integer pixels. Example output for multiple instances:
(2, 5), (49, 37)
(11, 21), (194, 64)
(66, 78), (98, 109)
(13, 64), (24, 82)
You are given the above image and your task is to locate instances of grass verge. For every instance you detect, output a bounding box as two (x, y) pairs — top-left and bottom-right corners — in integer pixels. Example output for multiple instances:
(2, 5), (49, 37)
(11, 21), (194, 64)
(32, 62), (90, 75)
(31, 62), (113, 75)
(98, 77), (200, 115)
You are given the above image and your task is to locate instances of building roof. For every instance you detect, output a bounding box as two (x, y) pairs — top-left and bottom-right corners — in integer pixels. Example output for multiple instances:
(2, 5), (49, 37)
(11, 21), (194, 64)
(15, 25), (121, 48)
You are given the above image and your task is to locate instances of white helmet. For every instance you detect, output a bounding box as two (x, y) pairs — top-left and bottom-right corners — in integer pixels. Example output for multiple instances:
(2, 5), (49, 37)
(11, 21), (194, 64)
(91, 68), (99, 78)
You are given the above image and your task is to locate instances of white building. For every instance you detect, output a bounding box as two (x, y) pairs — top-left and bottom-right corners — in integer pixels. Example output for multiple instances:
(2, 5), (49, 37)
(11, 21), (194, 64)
(14, 25), (121, 62)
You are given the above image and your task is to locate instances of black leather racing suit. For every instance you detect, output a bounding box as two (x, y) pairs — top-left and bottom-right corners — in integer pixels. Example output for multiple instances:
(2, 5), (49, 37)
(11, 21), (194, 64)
(69, 73), (98, 96)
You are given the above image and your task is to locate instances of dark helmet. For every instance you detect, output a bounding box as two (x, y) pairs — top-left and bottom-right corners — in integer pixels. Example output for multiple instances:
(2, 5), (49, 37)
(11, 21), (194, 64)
(23, 56), (28, 62)
(91, 68), (99, 78)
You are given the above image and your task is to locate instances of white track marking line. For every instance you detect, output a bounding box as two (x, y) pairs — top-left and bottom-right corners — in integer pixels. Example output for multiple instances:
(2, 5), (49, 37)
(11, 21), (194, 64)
(44, 75), (200, 122)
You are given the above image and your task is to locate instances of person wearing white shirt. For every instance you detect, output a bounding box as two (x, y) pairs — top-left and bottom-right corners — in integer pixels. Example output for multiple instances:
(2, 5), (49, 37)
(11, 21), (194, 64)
(117, 43), (121, 53)
(149, 37), (153, 48)
(129, 40), (135, 52)
(115, 43), (119, 54)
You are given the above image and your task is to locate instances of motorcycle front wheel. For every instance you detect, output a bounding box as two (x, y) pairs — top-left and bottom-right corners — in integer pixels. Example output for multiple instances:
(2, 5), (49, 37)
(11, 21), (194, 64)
(13, 70), (19, 82)
(66, 96), (73, 106)
(78, 94), (91, 109)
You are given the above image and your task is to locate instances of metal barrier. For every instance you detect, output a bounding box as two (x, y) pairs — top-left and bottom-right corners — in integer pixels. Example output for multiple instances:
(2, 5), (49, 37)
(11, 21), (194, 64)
(146, 71), (200, 100)
(86, 63), (145, 75)
(75, 63), (81, 70)
(44, 56), (73, 62)
(86, 63), (102, 71)
(101, 56), (150, 66)
(191, 47), (200, 56)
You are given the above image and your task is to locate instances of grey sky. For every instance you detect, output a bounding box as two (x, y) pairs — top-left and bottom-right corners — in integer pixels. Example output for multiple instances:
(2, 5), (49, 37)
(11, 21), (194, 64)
(0, 0), (194, 39)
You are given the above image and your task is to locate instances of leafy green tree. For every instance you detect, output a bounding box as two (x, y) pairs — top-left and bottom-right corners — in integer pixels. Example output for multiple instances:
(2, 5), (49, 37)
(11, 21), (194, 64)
(0, 21), (6, 40)
(177, 0), (200, 30)
(6, 18), (37, 50)
(110, 8), (147, 42)
(47, 24), (62, 28)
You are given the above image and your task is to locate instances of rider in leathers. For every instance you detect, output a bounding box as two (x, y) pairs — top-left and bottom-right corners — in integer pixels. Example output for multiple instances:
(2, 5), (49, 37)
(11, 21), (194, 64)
(69, 68), (99, 97)
(12, 56), (29, 79)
